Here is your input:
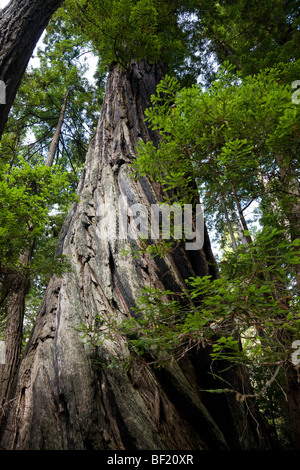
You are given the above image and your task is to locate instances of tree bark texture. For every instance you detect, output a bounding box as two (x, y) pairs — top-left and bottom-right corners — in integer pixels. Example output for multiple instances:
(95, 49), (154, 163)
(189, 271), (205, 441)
(0, 0), (64, 138)
(0, 250), (32, 412)
(285, 361), (300, 449)
(0, 60), (274, 450)
(45, 87), (72, 167)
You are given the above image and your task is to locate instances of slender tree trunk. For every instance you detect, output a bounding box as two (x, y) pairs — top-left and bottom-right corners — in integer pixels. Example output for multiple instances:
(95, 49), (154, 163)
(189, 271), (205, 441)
(45, 87), (72, 167)
(277, 156), (300, 292)
(220, 196), (238, 251)
(211, 33), (242, 71)
(0, 0), (63, 138)
(231, 183), (253, 245)
(230, 207), (250, 247)
(0, 249), (33, 412)
(285, 361), (300, 449)
(0, 60), (274, 450)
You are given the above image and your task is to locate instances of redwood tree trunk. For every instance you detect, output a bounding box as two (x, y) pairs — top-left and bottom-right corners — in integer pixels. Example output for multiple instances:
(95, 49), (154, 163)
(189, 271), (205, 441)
(0, 251), (32, 411)
(0, 60), (274, 450)
(0, 0), (63, 138)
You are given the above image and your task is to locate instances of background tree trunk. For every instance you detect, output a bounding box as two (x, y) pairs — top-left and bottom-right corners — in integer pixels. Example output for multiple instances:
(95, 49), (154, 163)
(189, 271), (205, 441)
(0, 0), (63, 138)
(0, 60), (274, 450)
(0, 250), (32, 413)
(45, 87), (72, 167)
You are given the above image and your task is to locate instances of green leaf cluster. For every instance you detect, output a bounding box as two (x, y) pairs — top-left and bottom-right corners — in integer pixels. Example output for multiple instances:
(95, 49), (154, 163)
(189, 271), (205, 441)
(133, 62), (300, 247)
(0, 157), (75, 275)
(193, 0), (300, 80)
(64, 0), (197, 74)
(120, 231), (300, 368)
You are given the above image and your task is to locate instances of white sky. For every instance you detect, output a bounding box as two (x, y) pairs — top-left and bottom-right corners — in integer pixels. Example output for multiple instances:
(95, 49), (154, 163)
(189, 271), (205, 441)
(0, 0), (11, 8)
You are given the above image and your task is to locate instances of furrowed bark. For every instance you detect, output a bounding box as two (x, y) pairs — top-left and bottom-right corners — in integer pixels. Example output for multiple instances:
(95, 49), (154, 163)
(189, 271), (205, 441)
(0, 251), (32, 413)
(285, 361), (300, 449)
(0, 60), (273, 450)
(0, 0), (64, 138)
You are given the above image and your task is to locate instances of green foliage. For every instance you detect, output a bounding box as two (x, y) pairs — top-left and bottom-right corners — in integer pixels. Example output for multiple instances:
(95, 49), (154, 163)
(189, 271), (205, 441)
(77, 287), (188, 368)
(0, 13), (101, 342)
(192, 0), (300, 80)
(2, 13), (103, 179)
(133, 63), (300, 247)
(121, 238), (174, 260)
(0, 157), (75, 274)
(78, 228), (300, 372)
(63, 0), (202, 80)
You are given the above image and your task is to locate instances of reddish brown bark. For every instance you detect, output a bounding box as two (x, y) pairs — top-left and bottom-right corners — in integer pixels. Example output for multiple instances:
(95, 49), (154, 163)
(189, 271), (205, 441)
(0, 250), (32, 412)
